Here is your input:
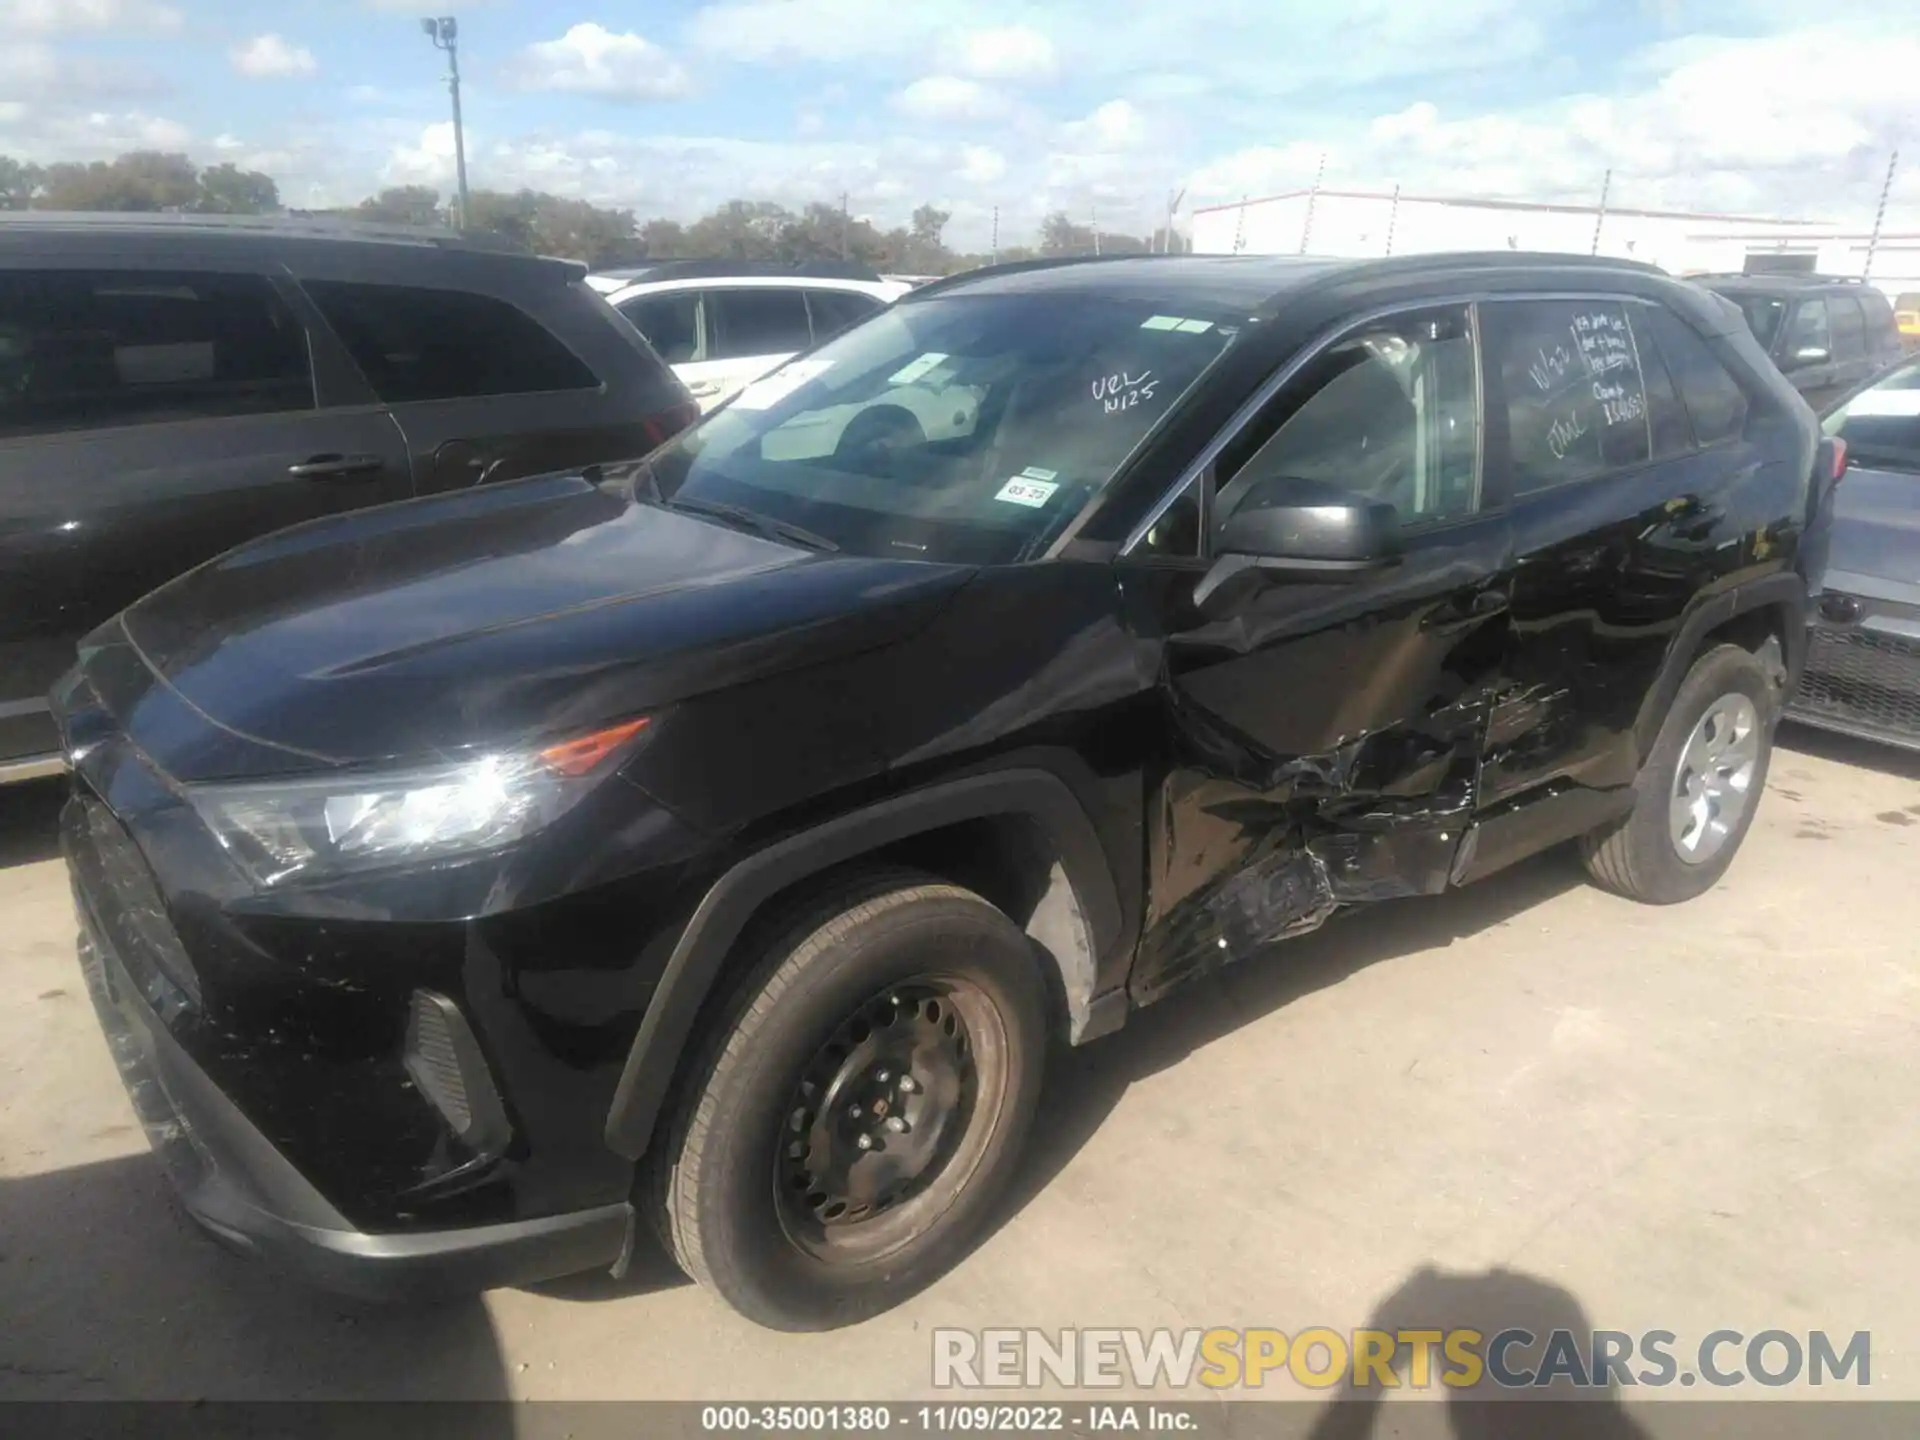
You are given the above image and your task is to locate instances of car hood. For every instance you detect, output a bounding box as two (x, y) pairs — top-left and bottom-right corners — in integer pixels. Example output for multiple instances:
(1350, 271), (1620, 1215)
(1827, 463), (1920, 590)
(111, 471), (973, 775)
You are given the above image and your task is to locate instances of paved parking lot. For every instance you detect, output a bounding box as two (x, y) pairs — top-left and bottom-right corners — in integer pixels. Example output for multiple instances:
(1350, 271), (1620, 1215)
(2, 724), (1918, 1410)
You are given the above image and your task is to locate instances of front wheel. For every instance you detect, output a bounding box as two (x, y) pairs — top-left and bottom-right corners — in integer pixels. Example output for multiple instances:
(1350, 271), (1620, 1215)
(652, 875), (1047, 1330)
(1580, 642), (1777, 904)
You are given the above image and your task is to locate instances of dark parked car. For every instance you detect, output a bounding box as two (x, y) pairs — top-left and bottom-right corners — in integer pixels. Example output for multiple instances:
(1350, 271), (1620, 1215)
(58, 252), (1825, 1331)
(0, 213), (698, 782)
(1698, 273), (1903, 411)
(1791, 357), (1920, 750)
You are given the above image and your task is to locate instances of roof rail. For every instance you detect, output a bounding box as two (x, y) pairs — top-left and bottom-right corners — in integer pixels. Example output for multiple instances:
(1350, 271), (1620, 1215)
(0, 209), (521, 252)
(906, 251), (1173, 300)
(1691, 270), (1867, 286)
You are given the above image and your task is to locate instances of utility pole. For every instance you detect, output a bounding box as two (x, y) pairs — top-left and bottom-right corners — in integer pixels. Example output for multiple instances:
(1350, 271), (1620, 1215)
(1091, 200), (1100, 256)
(1163, 186), (1185, 254)
(1297, 151), (1327, 255)
(1864, 150), (1899, 280)
(1591, 168), (1612, 256)
(1385, 182), (1401, 257)
(839, 191), (850, 259)
(990, 205), (999, 265)
(420, 17), (469, 229)
(1232, 195), (1248, 255)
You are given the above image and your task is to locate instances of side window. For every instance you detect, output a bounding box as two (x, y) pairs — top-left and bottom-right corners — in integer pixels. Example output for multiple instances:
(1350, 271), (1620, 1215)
(1783, 299), (1831, 362)
(1631, 310), (1694, 460)
(807, 289), (884, 342)
(1639, 304), (1748, 446)
(301, 281), (599, 404)
(620, 291), (700, 364)
(1133, 479), (1202, 558)
(707, 288), (812, 361)
(1482, 299), (1650, 495)
(1827, 295), (1866, 362)
(0, 269), (312, 440)
(1860, 290), (1898, 351)
(1213, 304), (1479, 531)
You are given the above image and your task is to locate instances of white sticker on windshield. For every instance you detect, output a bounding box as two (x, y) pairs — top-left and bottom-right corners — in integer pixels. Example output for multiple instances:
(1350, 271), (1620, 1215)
(1844, 388), (1920, 418)
(1141, 315), (1214, 334)
(995, 477), (1059, 507)
(1018, 466), (1058, 482)
(730, 359), (835, 411)
(888, 352), (949, 385)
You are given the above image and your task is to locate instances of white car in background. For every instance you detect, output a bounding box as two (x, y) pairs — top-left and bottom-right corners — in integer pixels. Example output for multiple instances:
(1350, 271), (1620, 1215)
(591, 261), (911, 412)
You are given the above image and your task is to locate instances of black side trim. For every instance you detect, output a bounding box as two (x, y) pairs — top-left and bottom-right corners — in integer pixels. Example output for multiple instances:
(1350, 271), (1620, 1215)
(1631, 572), (1808, 762)
(602, 767), (1124, 1159)
(1451, 783), (1635, 888)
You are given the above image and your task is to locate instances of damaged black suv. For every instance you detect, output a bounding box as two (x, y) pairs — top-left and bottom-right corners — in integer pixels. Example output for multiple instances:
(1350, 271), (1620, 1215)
(58, 252), (1830, 1331)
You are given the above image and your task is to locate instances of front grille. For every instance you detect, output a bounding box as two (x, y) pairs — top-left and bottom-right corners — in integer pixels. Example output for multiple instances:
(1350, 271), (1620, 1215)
(1791, 626), (1920, 742)
(71, 794), (201, 1011)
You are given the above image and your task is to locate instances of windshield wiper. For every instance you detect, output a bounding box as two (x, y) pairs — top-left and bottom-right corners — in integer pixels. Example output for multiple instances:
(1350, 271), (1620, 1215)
(663, 494), (840, 552)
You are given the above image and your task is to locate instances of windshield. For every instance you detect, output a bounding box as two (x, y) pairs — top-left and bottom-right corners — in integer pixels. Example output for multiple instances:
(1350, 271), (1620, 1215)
(1731, 294), (1788, 350)
(645, 292), (1244, 564)
(1823, 359), (1920, 474)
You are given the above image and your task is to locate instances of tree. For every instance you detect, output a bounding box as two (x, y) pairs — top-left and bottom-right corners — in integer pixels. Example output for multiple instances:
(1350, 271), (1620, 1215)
(37, 151), (199, 211)
(1040, 211), (1095, 256)
(463, 189), (645, 266)
(0, 156), (42, 210)
(639, 217), (688, 257)
(354, 185), (445, 227)
(195, 163), (280, 215)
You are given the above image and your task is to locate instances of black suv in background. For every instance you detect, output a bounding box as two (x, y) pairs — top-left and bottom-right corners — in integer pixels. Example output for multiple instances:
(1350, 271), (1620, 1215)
(0, 213), (698, 780)
(58, 252), (1825, 1332)
(1698, 273), (1903, 410)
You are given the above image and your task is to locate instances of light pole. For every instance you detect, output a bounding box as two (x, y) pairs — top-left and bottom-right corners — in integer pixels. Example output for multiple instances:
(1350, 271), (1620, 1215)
(420, 16), (470, 229)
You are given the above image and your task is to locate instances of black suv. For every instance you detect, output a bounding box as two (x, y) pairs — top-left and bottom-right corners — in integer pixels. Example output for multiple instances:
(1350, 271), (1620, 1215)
(57, 253), (1826, 1331)
(1, 213), (698, 781)
(1698, 273), (1903, 411)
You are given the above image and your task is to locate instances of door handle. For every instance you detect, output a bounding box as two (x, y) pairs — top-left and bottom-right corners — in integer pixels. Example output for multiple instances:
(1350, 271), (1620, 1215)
(288, 453), (383, 479)
(1423, 589), (1509, 632)
(685, 380), (724, 398)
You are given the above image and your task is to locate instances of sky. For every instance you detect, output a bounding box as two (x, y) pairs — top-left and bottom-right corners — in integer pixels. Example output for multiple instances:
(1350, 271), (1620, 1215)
(0, 0), (1914, 250)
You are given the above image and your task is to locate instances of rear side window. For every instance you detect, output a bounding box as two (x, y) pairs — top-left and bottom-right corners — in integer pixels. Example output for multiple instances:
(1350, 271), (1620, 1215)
(1828, 295), (1866, 362)
(303, 281), (599, 404)
(0, 269), (312, 439)
(620, 291), (699, 364)
(1782, 299), (1830, 360)
(1639, 305), (1748, 446)
(708, 288), (811, 360)
(1632, 313), (1694, 460)
(807, 288), (884, 341)
(1860, 288), (1896, 346)
(1482, 299), (1651, 494)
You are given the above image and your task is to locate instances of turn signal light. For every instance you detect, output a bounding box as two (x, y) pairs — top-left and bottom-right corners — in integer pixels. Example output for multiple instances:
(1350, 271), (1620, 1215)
(537, 716), (652, 777)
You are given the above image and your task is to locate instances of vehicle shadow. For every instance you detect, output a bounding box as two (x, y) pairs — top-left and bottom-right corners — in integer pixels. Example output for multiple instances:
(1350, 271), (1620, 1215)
(1005, 845), (1586, 1222)
(0, 775), (65, 870)
(1777, 720), (1920, 781)
(1303, 1263), (1651, 1439)
(0, 1152), (512, 1410)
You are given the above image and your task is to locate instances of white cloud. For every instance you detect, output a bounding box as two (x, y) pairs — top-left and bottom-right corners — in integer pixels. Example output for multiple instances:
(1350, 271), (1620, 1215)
(508, 22), (692, 100)
(961, 145), (1006, 185)
(955, 26), (1056, 81)
(686, 0), (947, 63)
(230, 35), (317, 80)
(1068, 100), (1147, 151)
(0, 0), (180, 34)
(893, 76), (1001, 123)
(383, 120), (461, 188)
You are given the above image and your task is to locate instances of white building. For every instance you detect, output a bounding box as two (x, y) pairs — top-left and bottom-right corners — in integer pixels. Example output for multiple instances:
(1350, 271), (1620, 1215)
(1188, 188), (1920, 301)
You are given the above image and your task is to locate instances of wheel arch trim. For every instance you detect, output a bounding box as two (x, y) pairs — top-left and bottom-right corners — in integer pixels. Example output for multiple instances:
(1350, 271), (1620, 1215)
(602, 767), (1125, 1160)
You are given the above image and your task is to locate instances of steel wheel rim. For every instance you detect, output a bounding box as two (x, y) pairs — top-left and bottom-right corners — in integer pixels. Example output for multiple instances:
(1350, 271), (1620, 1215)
(773, 974), (1006, 1265)
(1669, 692), (1761, 865)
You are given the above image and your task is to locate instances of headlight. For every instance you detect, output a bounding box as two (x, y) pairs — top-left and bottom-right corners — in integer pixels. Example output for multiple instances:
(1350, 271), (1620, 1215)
(189, 716), (650, 887)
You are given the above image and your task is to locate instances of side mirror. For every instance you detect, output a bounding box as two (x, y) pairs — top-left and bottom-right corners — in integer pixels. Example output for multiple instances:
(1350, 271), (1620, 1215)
(1790, 345), (1832, 369)
(1194, 476), (1399, 613)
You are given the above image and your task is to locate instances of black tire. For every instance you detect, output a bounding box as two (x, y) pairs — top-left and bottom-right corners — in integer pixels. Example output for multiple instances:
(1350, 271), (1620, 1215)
(1579, 643), (1777, 904)
(651, 872), (1047, 1330)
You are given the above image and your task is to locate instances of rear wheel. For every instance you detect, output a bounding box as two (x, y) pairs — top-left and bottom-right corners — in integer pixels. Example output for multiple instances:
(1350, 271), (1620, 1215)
(1580, 643), (1776, 903)
(652, 875), (1046, 1330)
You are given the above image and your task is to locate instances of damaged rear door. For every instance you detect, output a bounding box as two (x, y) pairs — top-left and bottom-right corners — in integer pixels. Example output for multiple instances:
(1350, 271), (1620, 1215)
(1118, 302), (1516, 1004)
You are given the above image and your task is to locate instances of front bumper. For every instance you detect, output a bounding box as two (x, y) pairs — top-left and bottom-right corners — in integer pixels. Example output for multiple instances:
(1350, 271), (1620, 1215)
(72, 873), (632, 1300)
(1789, 580), (1920, 753)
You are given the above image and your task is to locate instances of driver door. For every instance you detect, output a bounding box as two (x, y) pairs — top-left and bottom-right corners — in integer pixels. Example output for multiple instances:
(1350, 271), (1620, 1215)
(1117, 302), (1518, 1003)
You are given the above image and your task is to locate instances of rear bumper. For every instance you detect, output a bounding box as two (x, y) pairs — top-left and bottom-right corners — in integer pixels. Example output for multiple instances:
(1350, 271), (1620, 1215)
(72, 874), (632, 1302)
